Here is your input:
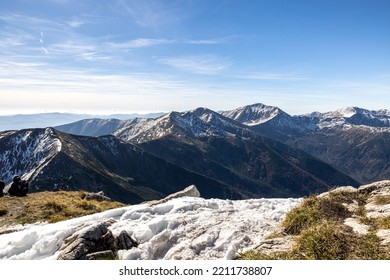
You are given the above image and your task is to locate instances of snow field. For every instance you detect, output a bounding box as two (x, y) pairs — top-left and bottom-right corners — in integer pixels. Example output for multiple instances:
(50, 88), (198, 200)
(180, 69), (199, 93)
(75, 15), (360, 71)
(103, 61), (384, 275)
(0, 196), (301, 260)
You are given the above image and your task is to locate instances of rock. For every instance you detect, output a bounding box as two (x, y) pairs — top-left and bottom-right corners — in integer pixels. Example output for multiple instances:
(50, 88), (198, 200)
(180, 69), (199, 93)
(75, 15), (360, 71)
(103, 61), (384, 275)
(114, 230), (138, 250)
(343, 200), (359, 212)
(84, 191), (112, 202)
(376, 230), (390, 246)
(363, 181), (390, 218)
(249, 180), (390, 259)
(58, 222), (112, 260)
(358, 180), (390, 194)
(343, 218), (370, 235)
(318, 186), (357, 198)
(149, 185), (201, 206)
(86, 250), (116, 260)
(58, 220), (137, 260)
(253, 236), (296, 255)
(365, 203), (390, 218)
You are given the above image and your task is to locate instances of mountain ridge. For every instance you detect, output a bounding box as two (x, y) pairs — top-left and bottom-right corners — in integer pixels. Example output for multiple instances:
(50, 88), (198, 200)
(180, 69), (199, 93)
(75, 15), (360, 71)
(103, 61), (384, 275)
(220, 103), (390, 183)
(0, 128), (243, 203)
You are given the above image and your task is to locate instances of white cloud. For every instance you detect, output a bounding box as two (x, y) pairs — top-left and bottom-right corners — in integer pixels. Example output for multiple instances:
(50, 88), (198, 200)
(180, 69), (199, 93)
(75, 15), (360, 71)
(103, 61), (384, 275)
(158, 55), (230, 74)
(77, 51), (112, 61)
(116, 0), (183, 28)
(67, 19), (86, 28)
(242, 72), (309, 81)
(41, 47), (49, 54)
(108, 38), (174, 50)
(188, 36), (233, 45)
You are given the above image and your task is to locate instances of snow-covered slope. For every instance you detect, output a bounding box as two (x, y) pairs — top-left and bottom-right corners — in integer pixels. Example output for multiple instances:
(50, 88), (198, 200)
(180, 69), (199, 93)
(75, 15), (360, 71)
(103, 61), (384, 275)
(221, 104), (390, 184)
(222, 104), (390, 132)
(318, 107), (390, 131)
(0, 196), (300, 260)
(0, 128), (61, 184)
(222, 103), (316, 132)
(222, 103), (287, 126)
(114, 108), (251, 143)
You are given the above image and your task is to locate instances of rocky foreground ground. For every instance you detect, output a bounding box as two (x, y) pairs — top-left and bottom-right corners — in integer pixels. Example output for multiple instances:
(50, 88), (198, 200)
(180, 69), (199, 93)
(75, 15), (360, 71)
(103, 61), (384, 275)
(244, 180), (390, 259)
(1, 182), (390, 260)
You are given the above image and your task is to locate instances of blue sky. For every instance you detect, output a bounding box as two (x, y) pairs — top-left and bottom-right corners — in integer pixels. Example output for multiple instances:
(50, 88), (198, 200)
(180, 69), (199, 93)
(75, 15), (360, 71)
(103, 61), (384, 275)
(0, 0), (389, 115)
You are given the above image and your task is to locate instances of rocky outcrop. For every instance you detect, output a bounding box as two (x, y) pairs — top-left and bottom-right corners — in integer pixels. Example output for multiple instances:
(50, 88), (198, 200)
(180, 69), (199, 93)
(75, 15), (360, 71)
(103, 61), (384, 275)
(57, 220), (138, 260)
(148, 185), (201, 206)
(253, 236), (297, 255)
(57, 186), (199, 260)
(82, 191), (112, 202)
(247, 180), (390, 258)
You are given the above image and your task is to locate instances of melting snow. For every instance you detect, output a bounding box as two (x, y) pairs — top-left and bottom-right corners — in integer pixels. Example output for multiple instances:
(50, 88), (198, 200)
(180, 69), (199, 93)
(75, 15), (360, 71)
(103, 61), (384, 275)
(0, 196), (300, 260)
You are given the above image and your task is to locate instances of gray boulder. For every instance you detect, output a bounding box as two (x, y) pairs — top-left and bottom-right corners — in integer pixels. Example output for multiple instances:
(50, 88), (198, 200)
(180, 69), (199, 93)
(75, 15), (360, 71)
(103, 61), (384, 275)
(58, 220), (137, 260)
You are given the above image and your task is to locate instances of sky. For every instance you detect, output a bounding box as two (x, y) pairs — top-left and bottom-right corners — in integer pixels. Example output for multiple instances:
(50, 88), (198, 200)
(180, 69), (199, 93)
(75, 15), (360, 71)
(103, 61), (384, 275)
(0, 0), (389, 116)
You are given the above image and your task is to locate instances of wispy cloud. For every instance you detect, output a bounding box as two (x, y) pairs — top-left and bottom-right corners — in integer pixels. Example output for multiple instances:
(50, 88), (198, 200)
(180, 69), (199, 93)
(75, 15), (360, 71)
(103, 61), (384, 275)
(67, 18), (87, 28)
(241, 72), (310, 81)
(158, 55), (230, 74)
(0, 59), (220, 114)
(108, 38), (175, 50)
(39, 32), (44, 44)
(46, 41), (97, 55)
(77, 51), (113, 61)
(116, 0), (184, 28)
(188, 35), (234, 45)
(0, 36), (28, 48)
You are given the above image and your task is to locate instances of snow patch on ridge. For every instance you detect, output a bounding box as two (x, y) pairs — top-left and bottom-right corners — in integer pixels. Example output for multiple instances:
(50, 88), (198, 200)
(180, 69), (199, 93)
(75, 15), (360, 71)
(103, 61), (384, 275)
(0, 128), (62, 184)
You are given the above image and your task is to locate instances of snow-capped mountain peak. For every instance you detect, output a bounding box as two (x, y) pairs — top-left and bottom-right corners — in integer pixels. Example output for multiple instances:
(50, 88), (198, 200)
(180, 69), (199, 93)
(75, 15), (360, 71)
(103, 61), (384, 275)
(331, 107), (358, 118)
(320, 107), (390, 129)
(113, 108), (251, 143)
(222, 103), (286, 126)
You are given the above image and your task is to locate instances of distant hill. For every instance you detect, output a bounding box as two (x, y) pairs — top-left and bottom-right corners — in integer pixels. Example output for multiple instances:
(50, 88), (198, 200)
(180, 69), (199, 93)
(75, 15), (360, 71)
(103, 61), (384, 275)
(0, 112), (164, 131)
(55, 118), (126, 137)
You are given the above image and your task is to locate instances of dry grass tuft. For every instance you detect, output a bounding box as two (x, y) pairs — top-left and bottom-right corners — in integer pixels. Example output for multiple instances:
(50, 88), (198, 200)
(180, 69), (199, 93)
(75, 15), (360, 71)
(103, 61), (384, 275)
(374, 195), (390, 205)
(0, 191), (125, 226)
(239, 190), (390, 260)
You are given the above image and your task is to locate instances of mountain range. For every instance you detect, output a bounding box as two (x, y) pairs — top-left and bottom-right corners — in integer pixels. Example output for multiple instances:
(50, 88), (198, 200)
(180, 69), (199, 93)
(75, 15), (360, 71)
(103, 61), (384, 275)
(1, 103), (388, 203)
(53, 103), (390, 184)
(222, 104), (390, 183)
(0, 112), (164, 131)
(0, 128), (241, 203)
